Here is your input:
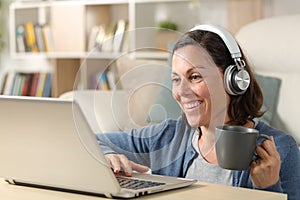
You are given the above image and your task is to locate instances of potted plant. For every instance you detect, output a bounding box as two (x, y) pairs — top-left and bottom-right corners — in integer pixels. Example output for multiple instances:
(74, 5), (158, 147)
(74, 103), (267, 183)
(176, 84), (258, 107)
(157, 20), (178, 32)
(156, 20), (180, 51)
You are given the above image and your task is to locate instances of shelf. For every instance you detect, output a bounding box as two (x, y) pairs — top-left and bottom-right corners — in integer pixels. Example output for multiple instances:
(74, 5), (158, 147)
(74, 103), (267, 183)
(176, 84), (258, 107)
(134, 0), (189, 3)
(10, 52), (124, 60)
(6, 0), (263, 98)
(10, 0), (129, 9)
(133, 52), (169, 60)
(10, 50), (170, 60)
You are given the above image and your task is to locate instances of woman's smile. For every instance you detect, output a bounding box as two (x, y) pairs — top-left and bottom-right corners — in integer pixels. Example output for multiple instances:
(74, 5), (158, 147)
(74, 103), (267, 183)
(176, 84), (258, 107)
(182, 99), (202, 111)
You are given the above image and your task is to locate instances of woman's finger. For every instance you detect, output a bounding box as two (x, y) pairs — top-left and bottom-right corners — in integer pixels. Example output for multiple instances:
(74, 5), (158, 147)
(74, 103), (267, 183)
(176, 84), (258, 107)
(255, 145), (269, 160)
(130, 161), (150, 173)
(118, 155), (133, 176)
(105, 154), (121, 173)
(105, 154), (150, 177)
(261, 136), (277, 156)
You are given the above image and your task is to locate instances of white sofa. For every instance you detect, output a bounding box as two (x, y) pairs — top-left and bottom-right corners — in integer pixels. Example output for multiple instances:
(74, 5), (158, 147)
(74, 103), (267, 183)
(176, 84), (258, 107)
(60, 57), (171, 133)
(61, 14), (300, 146)
(235, 14), (300, 145)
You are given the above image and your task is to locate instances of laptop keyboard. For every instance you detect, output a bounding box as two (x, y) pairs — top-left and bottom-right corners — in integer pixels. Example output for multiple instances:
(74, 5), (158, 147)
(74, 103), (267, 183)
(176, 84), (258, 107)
(116, 177), (166, 190)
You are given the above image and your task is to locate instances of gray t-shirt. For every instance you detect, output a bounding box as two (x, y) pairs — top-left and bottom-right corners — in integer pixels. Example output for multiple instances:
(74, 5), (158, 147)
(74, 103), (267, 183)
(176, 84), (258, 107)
(185, 129), (232, 185)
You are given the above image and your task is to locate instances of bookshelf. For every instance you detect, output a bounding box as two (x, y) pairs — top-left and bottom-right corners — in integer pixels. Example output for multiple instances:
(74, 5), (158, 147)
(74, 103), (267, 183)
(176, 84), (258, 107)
(8, 0), (130, 97)
(6, 0), (262, 97)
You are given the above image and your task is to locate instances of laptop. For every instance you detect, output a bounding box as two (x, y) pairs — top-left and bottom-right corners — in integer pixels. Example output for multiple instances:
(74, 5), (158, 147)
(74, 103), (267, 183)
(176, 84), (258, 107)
(0, 95), (196, 198)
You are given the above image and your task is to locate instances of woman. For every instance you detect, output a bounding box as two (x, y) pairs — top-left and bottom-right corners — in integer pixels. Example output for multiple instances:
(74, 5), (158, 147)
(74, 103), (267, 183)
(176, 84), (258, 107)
(97, 24), (300, 199)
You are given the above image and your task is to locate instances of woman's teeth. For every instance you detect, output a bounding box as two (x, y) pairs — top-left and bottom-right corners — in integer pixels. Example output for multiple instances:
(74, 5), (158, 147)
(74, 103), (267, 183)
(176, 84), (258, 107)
(184, 101), (201, 109)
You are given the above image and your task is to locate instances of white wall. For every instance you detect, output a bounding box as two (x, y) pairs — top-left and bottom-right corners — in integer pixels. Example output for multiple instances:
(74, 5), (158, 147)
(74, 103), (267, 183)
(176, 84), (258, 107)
(263, 0), (300, 18)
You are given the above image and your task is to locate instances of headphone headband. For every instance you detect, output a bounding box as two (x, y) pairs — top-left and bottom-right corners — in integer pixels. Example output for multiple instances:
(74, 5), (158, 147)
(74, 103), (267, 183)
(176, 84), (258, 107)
(189, 24), (242, 59)
(189, 24), (250, 95)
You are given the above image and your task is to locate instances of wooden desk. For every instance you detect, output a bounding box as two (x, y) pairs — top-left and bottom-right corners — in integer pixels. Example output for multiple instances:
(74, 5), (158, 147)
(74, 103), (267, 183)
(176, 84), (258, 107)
(0, 178), (286, 200)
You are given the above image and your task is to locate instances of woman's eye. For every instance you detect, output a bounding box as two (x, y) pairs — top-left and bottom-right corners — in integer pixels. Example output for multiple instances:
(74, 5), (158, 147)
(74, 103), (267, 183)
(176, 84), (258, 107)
(190, 74), (202, 82)
(172, 77), (180, 84)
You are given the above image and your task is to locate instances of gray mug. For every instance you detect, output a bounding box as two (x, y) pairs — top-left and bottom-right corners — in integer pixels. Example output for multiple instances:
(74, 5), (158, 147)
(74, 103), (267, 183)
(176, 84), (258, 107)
(215, 125), (270, 170)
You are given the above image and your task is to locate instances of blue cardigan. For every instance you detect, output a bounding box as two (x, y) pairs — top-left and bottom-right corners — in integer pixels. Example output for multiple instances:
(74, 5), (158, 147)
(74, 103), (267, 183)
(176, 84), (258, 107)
(97, 118), (300, 200)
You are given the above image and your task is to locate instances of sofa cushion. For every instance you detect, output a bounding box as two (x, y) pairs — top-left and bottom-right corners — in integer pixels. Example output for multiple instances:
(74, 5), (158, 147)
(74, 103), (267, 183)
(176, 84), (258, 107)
(60, 90), (128, 133)
(146, 65), (181, 123)
(235, 14), (300, 145)
(255, 74), (281, 125)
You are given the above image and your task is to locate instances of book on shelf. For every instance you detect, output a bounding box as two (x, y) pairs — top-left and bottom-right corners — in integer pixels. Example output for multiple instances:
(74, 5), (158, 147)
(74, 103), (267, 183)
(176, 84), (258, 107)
(99, 72), (110, 90)
(106, 70), (118, 90)
(34, 24), (46, 52)
(21, 73), (33, 96)
(101, 24), (114, 53)
(1, 72), (52, 97)
(121, 26), (130, 53)
(113, 19), (127, 53)
(24, 22), (39, 52)
(16, 23), (55, 53)
(11, 74), (22, 96)
(30, 73), (40, 96)
(43, 73), (52, 97)
(35, 72), (47, 97)
(42, 25), (55, 52)
(88, 25), (101, 52)
(87, 19), (128, 53)
(90, 72), (110, 90)
(17, 74), (26, 96)
(90, 69), (119, 91)
(16, 25), (26, 53)
(2, 72), (16, 95)
(88, 25), (106, 52)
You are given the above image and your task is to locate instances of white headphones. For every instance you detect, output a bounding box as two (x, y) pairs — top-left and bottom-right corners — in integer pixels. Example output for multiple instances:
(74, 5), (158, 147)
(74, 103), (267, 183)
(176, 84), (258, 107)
(189, 24), (250, 95)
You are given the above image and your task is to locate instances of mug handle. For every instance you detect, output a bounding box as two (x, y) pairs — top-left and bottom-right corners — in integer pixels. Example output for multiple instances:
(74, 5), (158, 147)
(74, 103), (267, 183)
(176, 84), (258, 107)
(258, 134), (271, 141)
(253, 134), (271, 160)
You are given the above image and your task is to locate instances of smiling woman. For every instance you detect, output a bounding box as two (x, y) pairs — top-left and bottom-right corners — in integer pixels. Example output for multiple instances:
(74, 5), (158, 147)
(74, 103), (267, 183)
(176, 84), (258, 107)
(98, 24), (300, 200)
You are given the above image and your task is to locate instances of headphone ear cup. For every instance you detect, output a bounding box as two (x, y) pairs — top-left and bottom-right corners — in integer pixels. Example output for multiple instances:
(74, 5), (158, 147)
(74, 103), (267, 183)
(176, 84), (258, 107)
(224, 65), (237, 95)
(224, 65), (250, 95)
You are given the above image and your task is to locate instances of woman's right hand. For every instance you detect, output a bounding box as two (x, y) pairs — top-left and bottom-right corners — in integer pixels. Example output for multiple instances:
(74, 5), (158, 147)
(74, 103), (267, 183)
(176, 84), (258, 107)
(105, 154), (150, 176)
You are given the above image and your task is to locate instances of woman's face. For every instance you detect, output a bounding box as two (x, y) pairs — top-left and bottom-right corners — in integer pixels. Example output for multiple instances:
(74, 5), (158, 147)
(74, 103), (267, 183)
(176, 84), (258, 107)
(172, 45), (228, 128)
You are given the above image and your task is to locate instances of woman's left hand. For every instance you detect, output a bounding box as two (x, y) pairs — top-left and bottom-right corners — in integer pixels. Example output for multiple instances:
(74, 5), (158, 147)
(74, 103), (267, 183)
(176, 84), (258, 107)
(250, 136), (281, 188)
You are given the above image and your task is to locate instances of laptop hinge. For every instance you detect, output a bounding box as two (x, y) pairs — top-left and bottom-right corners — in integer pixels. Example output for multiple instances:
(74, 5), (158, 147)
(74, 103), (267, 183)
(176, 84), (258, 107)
(104, 193), (113, 198)
(5, 179), (16, 184)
